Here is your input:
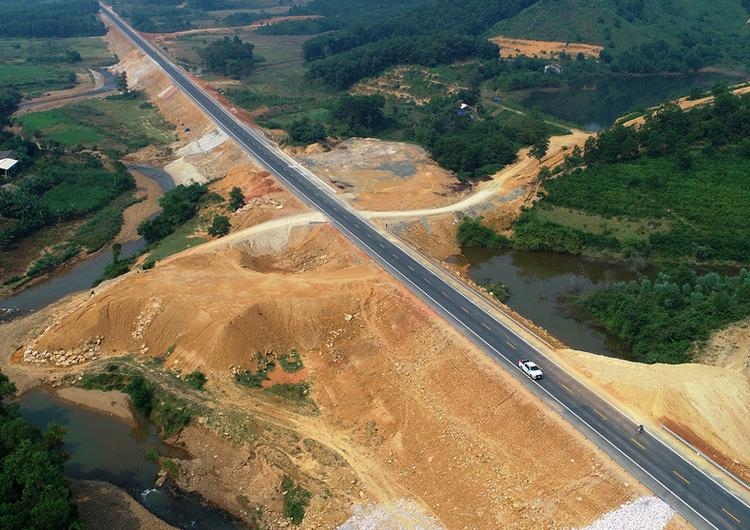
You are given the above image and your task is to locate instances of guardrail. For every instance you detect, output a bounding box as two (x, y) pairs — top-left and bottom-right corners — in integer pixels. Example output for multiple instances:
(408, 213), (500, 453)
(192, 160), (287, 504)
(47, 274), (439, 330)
(662, 423), (750, 495)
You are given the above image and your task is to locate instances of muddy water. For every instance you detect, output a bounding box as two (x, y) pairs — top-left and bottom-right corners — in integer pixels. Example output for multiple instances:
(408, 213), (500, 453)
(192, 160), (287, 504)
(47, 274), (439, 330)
(450, 248), (638, 359)
(127, 164), (177, 192)
(0, 238), (146, 321)
(17, 69), (118, 112)
(19, 390), (241, 530)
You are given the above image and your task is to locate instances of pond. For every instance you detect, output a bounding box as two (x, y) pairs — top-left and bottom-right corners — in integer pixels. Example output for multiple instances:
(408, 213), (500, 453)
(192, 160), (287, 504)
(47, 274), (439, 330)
(19, 389), (242, 530)
(520, 71), (743, 131)
(450, 248), (639, 359)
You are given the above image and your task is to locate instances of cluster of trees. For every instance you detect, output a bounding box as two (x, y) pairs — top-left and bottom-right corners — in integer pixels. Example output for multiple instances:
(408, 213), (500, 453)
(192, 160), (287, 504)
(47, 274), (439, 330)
(0, 89), (21, 116)
(301, 0), (536, 89)
(600, 40), (720, 75)
(201, 36), (255, 79)
(307, 33), (498, 91)
(257, 0), (428, 36)
(541, 90), (750, 262)
(1, 156), (135, 252)
(406, 95), (551, 180)
(0, 0), (104, 38)
(331, 94), (385, 133)
(137, 183), (208, 244)
(0, 370), (85, 530)
(572, 268), (750, 364)
(287, 117), (327, 145)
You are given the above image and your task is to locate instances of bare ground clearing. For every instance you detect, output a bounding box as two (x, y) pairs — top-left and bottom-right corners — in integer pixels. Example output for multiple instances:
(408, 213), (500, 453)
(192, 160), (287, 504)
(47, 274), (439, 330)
(489, 36), (603, 60)
(5, 222), (690, 530)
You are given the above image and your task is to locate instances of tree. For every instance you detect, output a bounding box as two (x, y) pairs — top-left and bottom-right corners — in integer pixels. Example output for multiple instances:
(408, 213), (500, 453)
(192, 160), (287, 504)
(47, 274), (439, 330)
(115, 71), (129, 93)
(529, 136), (550, 162)
(207, 215), (231, 237)
(201, 36), (255, 79)
(229, 186), (245, 211)
(112, 242), (122, 263)
(0, 369), (85, 530)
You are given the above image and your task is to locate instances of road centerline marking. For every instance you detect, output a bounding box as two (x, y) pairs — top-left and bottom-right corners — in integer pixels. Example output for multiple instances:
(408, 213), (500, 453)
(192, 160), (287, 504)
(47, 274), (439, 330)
(506, 341), (515, 349)
(673, 471), (690, 484)
(462, 307), (469, 313)
(561, 384), (573, 394)
(722, 508), (740, 523)
(408, 266), (414, 271)
(424, 278), (431, 284)
(393, 254), (399, 259)
(442, 292), (449, 298)
(482, 323), (491, 330)
(379, 243), (384, 248)
(631, 438), (646, 450)
(594, 409), (607, 420)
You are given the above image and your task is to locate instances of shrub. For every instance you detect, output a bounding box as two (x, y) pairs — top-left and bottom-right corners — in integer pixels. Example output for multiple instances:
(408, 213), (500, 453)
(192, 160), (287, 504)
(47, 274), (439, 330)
(278, 349), (304, 373)
(145, 447), (159, 461)
(281, 475), (311, 525)
(207, 215), (231, 237)
(152, 397), (191, 438)
(185, 370), (207, 390)
(125, 375), (153, 416)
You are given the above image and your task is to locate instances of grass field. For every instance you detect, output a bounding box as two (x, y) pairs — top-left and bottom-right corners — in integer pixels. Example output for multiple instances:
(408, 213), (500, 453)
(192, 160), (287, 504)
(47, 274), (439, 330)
(18, 109), (107, 145)
(0, 63), (75, 92)
(0, 36), (114, 65)
(147, 217), (208, 263)
(535, 205), (670, 240)
(166, 32), (330, 99)
(18, 94), (174, 151)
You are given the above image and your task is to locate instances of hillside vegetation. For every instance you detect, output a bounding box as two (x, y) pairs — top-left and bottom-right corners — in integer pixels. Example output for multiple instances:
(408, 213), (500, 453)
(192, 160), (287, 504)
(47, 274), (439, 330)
(493, 0), (750, 72)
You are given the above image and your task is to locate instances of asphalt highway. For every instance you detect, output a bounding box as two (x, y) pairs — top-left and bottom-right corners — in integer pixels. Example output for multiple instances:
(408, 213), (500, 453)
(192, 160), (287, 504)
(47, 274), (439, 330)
(100, 5), (749, 529)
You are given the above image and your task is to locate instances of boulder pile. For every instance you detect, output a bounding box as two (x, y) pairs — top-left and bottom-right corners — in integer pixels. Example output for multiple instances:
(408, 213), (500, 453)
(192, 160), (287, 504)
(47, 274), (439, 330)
(23, 335), (104, 367)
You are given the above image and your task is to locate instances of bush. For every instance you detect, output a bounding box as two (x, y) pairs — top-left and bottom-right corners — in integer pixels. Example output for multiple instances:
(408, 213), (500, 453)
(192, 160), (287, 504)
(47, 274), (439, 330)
(184, 370), (207, 390)
(145, 447), (159, 461)
(152, 397), (191, 438)
(278, 349), (304, 373)
(142, 259), (155, 270)
(282, 475), (311, 525)
(162, 459), (180, 479)
(479, 279), (510, 303)
(125, 375), (153, 416)
(456, 217), (510, 248)
(207, 215), (231, 237)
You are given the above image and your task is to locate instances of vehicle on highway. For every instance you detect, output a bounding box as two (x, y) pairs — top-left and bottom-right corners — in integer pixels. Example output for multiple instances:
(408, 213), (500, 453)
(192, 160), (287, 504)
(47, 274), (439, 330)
(519, 359), (544, 380)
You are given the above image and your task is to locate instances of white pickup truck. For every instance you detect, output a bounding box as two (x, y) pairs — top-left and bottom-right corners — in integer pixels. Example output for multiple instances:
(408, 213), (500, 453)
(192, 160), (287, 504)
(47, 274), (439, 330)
(519, 359), (544, 380)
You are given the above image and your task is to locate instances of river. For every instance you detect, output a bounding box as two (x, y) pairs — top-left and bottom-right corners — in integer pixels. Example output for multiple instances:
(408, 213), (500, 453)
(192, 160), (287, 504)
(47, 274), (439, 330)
(6, 164), (242, 528)
(16, 69), (118, 113)
(0, 165), (174, 323)
(19, 390), (242, 530)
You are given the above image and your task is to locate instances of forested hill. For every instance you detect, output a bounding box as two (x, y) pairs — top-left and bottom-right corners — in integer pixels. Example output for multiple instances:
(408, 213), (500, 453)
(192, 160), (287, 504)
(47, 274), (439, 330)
(493, 0), (750, 73)
(0, 0), (105, 38)
(303, 0), (538, 89)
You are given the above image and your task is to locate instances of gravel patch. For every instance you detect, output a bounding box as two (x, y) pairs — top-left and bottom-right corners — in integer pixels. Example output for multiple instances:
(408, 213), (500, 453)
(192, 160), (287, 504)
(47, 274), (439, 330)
(337, 500), (447, 530)
(572, 497), (674, 530)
